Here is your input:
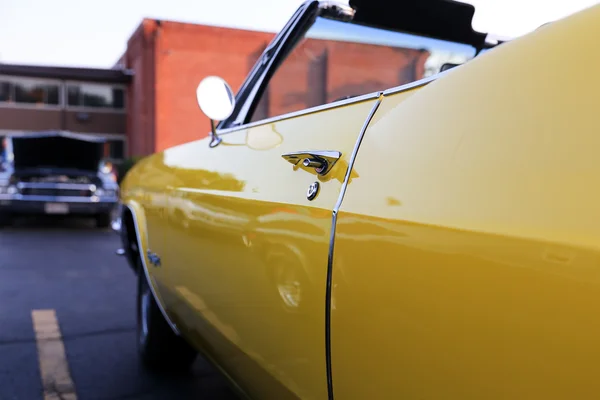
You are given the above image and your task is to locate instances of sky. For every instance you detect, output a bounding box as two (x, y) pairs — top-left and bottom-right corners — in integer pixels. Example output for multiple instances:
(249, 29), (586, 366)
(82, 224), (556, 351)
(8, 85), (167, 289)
(0, 0), (598, 68)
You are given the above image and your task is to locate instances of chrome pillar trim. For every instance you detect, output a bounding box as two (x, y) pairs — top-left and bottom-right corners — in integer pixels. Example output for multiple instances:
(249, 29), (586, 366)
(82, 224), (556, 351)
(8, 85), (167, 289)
(325, 94), (383, 400)
(333, 95), (382, 212)
(124, 204), (180, 336)
(215, 91), (381, 136)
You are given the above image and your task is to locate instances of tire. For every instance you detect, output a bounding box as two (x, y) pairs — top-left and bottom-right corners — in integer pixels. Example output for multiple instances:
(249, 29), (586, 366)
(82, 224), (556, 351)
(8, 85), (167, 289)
(136, 258), (197, 372)
(95, 212), (111, 228)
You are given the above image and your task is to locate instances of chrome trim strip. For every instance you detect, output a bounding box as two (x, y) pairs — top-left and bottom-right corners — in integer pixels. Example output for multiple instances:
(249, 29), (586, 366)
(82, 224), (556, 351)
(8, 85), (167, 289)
(333, 96), (382, 212)
(215, 72), (444, 138)
(0, 195), (116, 203)
(216, 91), (380, 136)
(17, 182), (96, 190)
(325, 95), (383, 400)
(124, 204), (180, 336)
(382, 70), (447, 96)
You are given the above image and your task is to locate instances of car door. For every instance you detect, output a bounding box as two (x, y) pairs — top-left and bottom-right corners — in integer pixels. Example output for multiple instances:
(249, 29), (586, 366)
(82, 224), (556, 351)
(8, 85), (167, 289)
(160, 0), (474, 395)
(163, 95), (380, 398)
(159, 4), (393, 398)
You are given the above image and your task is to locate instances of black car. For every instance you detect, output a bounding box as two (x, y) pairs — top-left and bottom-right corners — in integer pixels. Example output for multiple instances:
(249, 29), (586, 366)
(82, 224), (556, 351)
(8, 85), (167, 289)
(0, 130), (119, 227)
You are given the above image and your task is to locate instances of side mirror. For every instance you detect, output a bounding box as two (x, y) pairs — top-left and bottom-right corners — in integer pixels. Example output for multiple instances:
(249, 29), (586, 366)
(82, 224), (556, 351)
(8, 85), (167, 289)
(196, 76), (236, 148)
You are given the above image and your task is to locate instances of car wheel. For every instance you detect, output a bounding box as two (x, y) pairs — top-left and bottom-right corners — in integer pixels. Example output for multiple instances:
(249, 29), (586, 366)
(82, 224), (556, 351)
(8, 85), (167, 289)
(136, 258), (197, 372)
(95, 212), (111, 228)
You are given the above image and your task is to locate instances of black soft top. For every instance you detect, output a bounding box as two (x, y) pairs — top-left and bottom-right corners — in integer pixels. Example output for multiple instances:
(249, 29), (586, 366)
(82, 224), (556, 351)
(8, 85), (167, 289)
(348, 0), (488, 48)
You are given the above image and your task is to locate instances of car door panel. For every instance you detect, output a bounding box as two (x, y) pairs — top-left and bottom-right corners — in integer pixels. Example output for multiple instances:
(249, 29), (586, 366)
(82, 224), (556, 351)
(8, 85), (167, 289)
(163, 96), (379, 399)
(330, 29), (600, 398)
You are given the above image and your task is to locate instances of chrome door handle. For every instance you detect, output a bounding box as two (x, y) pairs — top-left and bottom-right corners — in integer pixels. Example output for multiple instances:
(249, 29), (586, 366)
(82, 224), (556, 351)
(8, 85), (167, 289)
(281, 150), (341, 175)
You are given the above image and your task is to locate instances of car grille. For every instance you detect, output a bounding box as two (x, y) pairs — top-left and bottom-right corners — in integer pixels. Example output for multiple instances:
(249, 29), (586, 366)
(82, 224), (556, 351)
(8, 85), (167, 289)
(20, 188), (93, 197)
(16, 182), (96, 198)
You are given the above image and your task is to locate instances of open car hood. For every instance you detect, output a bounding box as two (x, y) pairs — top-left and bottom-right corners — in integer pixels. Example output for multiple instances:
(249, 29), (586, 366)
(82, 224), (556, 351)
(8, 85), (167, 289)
(11, 131), (106, 173)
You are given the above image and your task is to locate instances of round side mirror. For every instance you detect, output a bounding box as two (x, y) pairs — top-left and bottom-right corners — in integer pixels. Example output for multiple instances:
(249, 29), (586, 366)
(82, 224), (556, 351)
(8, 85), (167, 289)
(196, 76), (235, 122)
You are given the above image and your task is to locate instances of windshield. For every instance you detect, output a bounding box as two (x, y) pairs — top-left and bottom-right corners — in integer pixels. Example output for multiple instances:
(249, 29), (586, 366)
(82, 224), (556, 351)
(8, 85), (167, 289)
(309, 16), (477, 77)
(249, 15), (477, 122)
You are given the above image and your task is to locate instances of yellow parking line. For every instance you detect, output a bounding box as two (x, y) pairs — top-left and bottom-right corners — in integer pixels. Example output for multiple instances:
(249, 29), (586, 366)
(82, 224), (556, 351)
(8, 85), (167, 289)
(31, 309), (77, 400)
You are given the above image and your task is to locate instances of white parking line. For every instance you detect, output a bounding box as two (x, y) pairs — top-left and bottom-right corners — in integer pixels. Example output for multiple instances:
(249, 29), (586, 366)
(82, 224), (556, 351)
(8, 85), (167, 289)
(31, 309), (77, 400)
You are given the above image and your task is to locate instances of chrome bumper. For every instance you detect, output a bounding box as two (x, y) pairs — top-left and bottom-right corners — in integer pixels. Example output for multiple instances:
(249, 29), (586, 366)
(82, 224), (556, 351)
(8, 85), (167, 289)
(0, 194), (117, 203)
(0, 181), (119, 214)
(0, 194), (118, 214)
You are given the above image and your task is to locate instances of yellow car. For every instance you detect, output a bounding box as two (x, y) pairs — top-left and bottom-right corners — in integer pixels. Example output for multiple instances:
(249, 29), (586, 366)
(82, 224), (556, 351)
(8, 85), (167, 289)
(115, 0), (600, 398)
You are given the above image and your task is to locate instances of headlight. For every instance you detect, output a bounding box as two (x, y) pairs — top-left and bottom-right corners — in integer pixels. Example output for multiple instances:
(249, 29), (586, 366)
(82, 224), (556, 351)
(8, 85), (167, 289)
(6, 185), (17, 195)
(99, 160), (114, 175)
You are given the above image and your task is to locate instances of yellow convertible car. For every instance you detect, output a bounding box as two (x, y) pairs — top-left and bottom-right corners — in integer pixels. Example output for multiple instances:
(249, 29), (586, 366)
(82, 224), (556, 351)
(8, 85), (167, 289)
(115, 0), (600, 398)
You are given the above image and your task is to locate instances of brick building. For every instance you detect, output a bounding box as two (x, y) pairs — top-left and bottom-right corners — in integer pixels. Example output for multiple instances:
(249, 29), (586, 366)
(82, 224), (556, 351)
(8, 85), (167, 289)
(0, 64), (131, 160)
(118, 19), (431, 157)
(115, 20), (275, 157)
(0, 18), (431, 161)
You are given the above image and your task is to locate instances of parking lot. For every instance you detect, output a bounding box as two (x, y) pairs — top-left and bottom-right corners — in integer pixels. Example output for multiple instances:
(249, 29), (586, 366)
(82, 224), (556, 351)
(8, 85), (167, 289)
(0, 216), (237, 400)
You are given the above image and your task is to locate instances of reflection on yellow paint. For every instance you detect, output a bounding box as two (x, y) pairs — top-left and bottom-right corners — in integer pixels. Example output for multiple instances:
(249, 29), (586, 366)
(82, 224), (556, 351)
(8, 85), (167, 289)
(175, 286), (241, 345)
(246, 124), (283, 150)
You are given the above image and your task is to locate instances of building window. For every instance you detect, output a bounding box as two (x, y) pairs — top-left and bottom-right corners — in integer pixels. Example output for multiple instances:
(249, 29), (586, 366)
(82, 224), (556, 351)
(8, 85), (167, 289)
(0, 82), (10, 102)
(0, 76), (61, 106)
(67, 83), (125, 110)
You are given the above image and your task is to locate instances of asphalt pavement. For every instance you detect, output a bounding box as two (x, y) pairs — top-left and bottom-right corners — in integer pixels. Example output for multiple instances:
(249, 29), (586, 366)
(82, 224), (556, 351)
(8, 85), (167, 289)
(0, 215), (237, 400)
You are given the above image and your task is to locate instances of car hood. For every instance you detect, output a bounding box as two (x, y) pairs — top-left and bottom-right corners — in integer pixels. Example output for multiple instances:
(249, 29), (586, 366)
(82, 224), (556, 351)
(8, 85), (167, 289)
(11, 131), (106, 173)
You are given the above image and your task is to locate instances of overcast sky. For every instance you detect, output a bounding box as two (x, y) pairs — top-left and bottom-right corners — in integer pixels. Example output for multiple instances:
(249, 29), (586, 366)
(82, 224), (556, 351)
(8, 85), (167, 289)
(0, 0), (597, 68)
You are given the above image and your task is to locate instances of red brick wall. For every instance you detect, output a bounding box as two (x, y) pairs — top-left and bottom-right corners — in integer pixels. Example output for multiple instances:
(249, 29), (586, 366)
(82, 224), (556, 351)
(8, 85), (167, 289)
(124, 20), (159, 157)
(256, 38), (430, 120)
(123, 19), (273, 156)
(123, 20), (430, 157)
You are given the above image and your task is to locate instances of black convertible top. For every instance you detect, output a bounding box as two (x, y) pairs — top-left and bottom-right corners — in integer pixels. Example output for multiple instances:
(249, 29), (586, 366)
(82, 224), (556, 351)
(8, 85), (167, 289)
(348, 0), (488, 48)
